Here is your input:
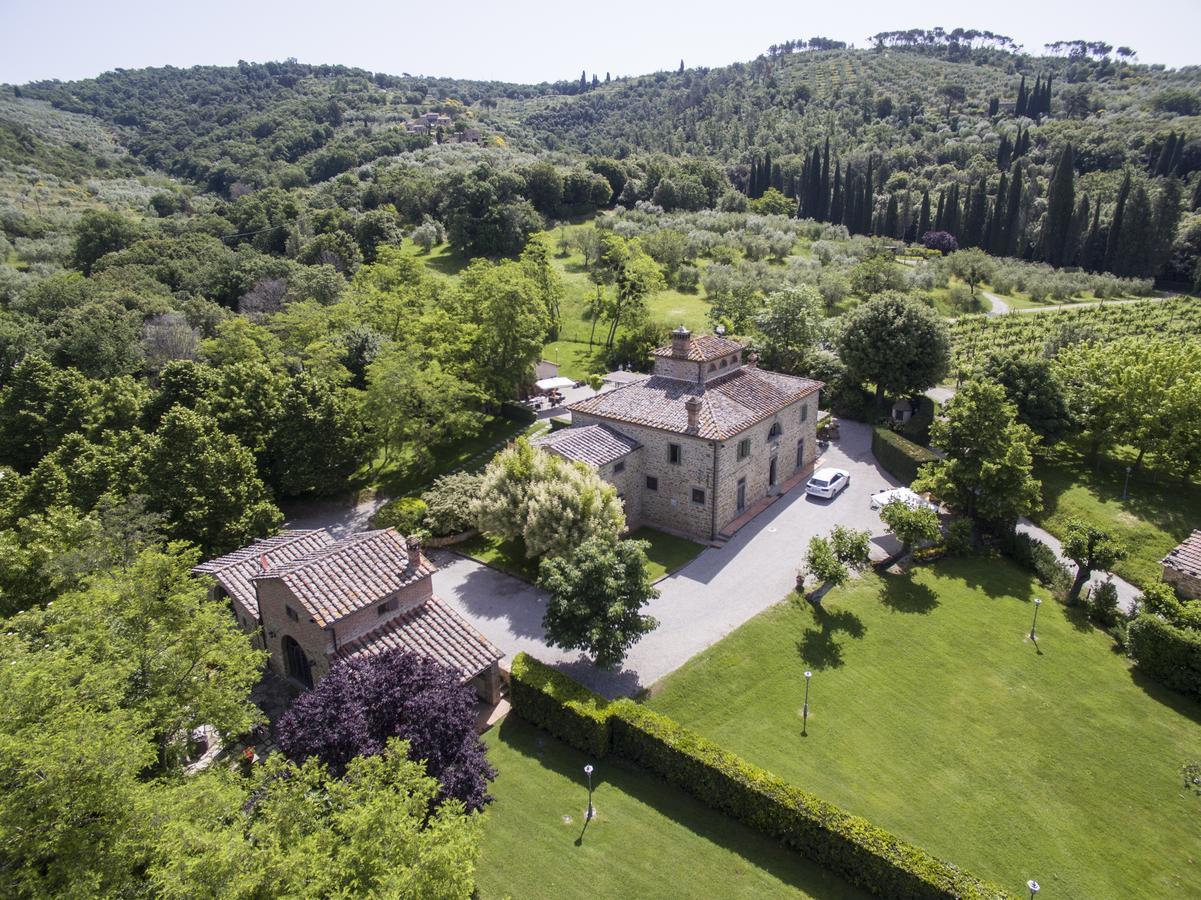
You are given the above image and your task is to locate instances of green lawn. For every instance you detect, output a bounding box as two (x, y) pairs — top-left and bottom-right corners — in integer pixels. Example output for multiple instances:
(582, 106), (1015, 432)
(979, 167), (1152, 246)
(1034, 451), (1200, 589)
(648, 558), (1201, 899)
(477, 715), (865, 899)
(458, 526), (706, 583)
(361, 416), (540, 498)
(629, 526), (707, 580)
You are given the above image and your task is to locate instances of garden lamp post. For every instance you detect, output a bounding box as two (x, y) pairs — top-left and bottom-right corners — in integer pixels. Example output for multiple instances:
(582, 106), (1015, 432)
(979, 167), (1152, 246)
(584, 764), (594, 821)
(802, 671), (812, 736)
(1030, 599), (1042, 641)
(1027, 878), (1040, 900)
(1122, 465), (1132, 501)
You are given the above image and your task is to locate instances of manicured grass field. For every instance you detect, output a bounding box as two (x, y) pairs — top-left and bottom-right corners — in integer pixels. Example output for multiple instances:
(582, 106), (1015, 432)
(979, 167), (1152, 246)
(1034, 451), (1200, 589)
(459, 527), (706, 583)
(648, 558), (1201, 899)
(477, 715), (866, 899)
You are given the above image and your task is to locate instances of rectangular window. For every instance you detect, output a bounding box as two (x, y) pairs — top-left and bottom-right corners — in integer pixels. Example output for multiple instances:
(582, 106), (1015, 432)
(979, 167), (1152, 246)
(801, 404), (808, 423)
(646, 476), (658, 491)
(668, 443), (682, 465)
(378, 599), (397, 616)
(285, 606), (299, 622)
(691, 488), (706, 505)
(737, 438), (751, 460)
(796, 439), (805, 468)
(614, 460), (626, 474)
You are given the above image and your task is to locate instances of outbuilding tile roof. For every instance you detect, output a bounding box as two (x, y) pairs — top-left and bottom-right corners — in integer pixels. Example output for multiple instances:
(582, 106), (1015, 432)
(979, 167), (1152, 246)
(336, 597), (502, 680)
(1163, 529), (1201, 578)
(192, 530), (334, 618)
(253, 529), (434, 627)
(569, 367), (822, 440)
(652, 334), (743, 361)
(534, 424), (641, 467)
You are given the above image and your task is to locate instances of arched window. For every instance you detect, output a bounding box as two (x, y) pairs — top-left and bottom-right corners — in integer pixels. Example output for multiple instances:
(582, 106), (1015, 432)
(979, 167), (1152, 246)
(282, 635), (313, 689)
(708, 363), (716, 372)
(768, 422), (782, 441)
(720, 359), (728, 369)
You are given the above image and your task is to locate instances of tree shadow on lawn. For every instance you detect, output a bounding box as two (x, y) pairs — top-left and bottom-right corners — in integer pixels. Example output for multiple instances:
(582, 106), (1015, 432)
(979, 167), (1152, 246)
(795, 603), (866, 670)
(1128, 668), (1201, 728)
(491, 716), (865, 898)
(877, 572), (940, 614)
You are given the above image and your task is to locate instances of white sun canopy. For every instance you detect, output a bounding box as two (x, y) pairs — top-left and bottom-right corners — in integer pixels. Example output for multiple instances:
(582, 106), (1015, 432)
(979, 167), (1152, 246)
(535, 377), (575, 391)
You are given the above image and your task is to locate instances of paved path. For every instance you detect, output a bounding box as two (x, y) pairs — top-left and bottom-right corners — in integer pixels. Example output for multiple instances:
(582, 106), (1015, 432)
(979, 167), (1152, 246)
(981, 290), (1009, 316)
(434, 420), (900, 697)
(1016, 519), (1141, 614)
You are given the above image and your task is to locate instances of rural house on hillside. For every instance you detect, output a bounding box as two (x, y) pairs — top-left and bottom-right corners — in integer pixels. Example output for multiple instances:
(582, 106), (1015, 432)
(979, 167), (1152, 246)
(193, 529), (503, 701)
(540, 327), (822, 542)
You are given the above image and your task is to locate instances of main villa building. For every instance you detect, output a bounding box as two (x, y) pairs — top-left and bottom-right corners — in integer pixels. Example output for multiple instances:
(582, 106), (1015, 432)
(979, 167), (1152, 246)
(539, 327), (823, 542)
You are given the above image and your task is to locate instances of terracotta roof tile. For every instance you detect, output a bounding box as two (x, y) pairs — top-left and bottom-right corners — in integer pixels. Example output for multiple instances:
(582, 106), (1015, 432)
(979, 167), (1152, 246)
(1163, 530), (1201, 579)
(652, 334), (744, 361)
(253, 529), (434, 627)
(192, 530), (334, 618)
(568, 367), (822, 440)
(336, 597), (502, 680)
(533, 424), (640, 467)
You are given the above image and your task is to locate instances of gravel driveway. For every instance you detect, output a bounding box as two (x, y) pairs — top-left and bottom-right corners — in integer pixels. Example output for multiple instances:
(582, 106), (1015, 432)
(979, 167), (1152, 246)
(434, 419), (900, 698)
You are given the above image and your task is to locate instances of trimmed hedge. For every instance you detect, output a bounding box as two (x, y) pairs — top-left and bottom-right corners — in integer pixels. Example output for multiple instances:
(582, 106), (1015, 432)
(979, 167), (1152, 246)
(500, 400), (537, 424)
(872, 427), (939, 485)
(1128, 615), (1201, 700)
(508, 653), (1010, 899)
(508, 653), (612, 759)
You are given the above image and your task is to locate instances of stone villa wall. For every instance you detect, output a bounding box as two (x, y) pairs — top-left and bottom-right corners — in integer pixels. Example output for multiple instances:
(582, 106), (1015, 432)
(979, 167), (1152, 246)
(1164, 565), (1201, 600)
(256, 577), (333, 684)
(599, 447), (645, 530)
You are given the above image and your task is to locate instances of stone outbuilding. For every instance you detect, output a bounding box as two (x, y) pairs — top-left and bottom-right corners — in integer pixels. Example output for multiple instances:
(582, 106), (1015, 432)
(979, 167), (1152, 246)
(1162, 530), (1201, 600)
(193, 529), (503, 702)
(550, 327), (823, 542)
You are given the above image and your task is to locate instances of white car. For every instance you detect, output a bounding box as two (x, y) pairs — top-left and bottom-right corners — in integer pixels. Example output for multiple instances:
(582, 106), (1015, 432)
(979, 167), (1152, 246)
(870, 487), (937, 512)
(806, 467), (850, 499)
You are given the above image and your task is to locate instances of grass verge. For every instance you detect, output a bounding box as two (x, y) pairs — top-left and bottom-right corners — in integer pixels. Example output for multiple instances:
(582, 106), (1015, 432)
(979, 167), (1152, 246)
(648, 558), (1201, 899)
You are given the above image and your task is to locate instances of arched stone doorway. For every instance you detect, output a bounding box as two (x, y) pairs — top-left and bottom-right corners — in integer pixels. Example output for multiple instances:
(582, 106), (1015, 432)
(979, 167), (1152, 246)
(282, 635), (313, 689)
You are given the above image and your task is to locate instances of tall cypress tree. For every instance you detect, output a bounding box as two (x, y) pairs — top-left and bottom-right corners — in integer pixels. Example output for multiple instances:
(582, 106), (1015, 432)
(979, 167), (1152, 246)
(1030, 75), (1043, 118)
(1104, 172), (1132, 274)
(884, 194), (899, 238)
(830, 162), (844, 225)
(1154, 133), (1178, 177)
(987, 171), (1008, 254)
(1043, 74), (1053, 117)
(1115, 183), (1153, 277)
(761, 150), (773, 199)
(918, 189), (931, 237)
(997, 134), (1013, 171)
(944, 182), (961, 237)
(1015, 75), (1028, 117)
(934, 190), (946, 231)
(1066, 195), (1089, 268)
(1044, 144), (1076, 266)
(1168, 132), (1184, 177)
(965, 177), (989, 248)
(819, 138), (831, 220)
(863, 157), (875, 234)
(1150, 178), (1183, 276)
(1082, 199), (1105, 272)
(1002, 165), (1024, 257)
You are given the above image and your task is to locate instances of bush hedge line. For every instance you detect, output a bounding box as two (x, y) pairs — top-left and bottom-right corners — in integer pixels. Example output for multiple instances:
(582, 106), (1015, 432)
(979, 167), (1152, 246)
(509, 652), (1010, 899)
(508, 653), (612, 759)
(1127, 615), (1201, 700)
(872, 427), (939, 485)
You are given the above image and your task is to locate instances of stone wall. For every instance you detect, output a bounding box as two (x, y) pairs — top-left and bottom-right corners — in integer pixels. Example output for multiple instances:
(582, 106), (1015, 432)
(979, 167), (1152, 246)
(1164, 565), (1201, 600)
(599, 447), (645, 530)
(256, 578), (332, 685)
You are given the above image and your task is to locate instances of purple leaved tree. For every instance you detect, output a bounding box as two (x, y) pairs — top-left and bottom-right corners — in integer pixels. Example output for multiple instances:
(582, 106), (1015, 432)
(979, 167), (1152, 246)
(277, 649), (495, 811)
(921, 230), (959, 255)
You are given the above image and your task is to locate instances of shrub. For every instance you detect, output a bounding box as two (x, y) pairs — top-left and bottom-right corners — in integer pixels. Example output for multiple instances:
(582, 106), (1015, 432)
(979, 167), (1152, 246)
(998, 531), (1071, 596)
(1086, 579), (1121, 628)
(421, 472), (483, 536)
(371, 496), (427, 534)
(944, 517), (975, 556)
(871, 427), (939, 485)
(508, 652), (613, 758)
(500, 400), (537, 424)
(1127, 615), (1201, 700)
(609, 703), (1008, 899)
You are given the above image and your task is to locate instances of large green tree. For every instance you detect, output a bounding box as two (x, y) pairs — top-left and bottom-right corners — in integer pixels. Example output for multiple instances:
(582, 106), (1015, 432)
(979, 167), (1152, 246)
(137, 406), (282, 554)
(538, 535), (659, 668)
(914, 380), (1041, 531)
(1060, 519), (1128, 605)
(837, 292), (951, 407)
(754, 285), (825, 374)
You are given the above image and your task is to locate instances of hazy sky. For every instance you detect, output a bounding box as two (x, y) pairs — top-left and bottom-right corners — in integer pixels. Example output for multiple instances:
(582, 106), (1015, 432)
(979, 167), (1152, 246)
(3, 0), (1199, 85)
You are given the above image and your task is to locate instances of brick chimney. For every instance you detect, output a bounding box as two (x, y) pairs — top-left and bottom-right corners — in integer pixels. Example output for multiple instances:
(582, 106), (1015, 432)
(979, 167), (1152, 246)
(670, 324), (692, 359)
(405, 535), (422, 569)
(684, 395), (702, 430)
(745, 350), (759, 369)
